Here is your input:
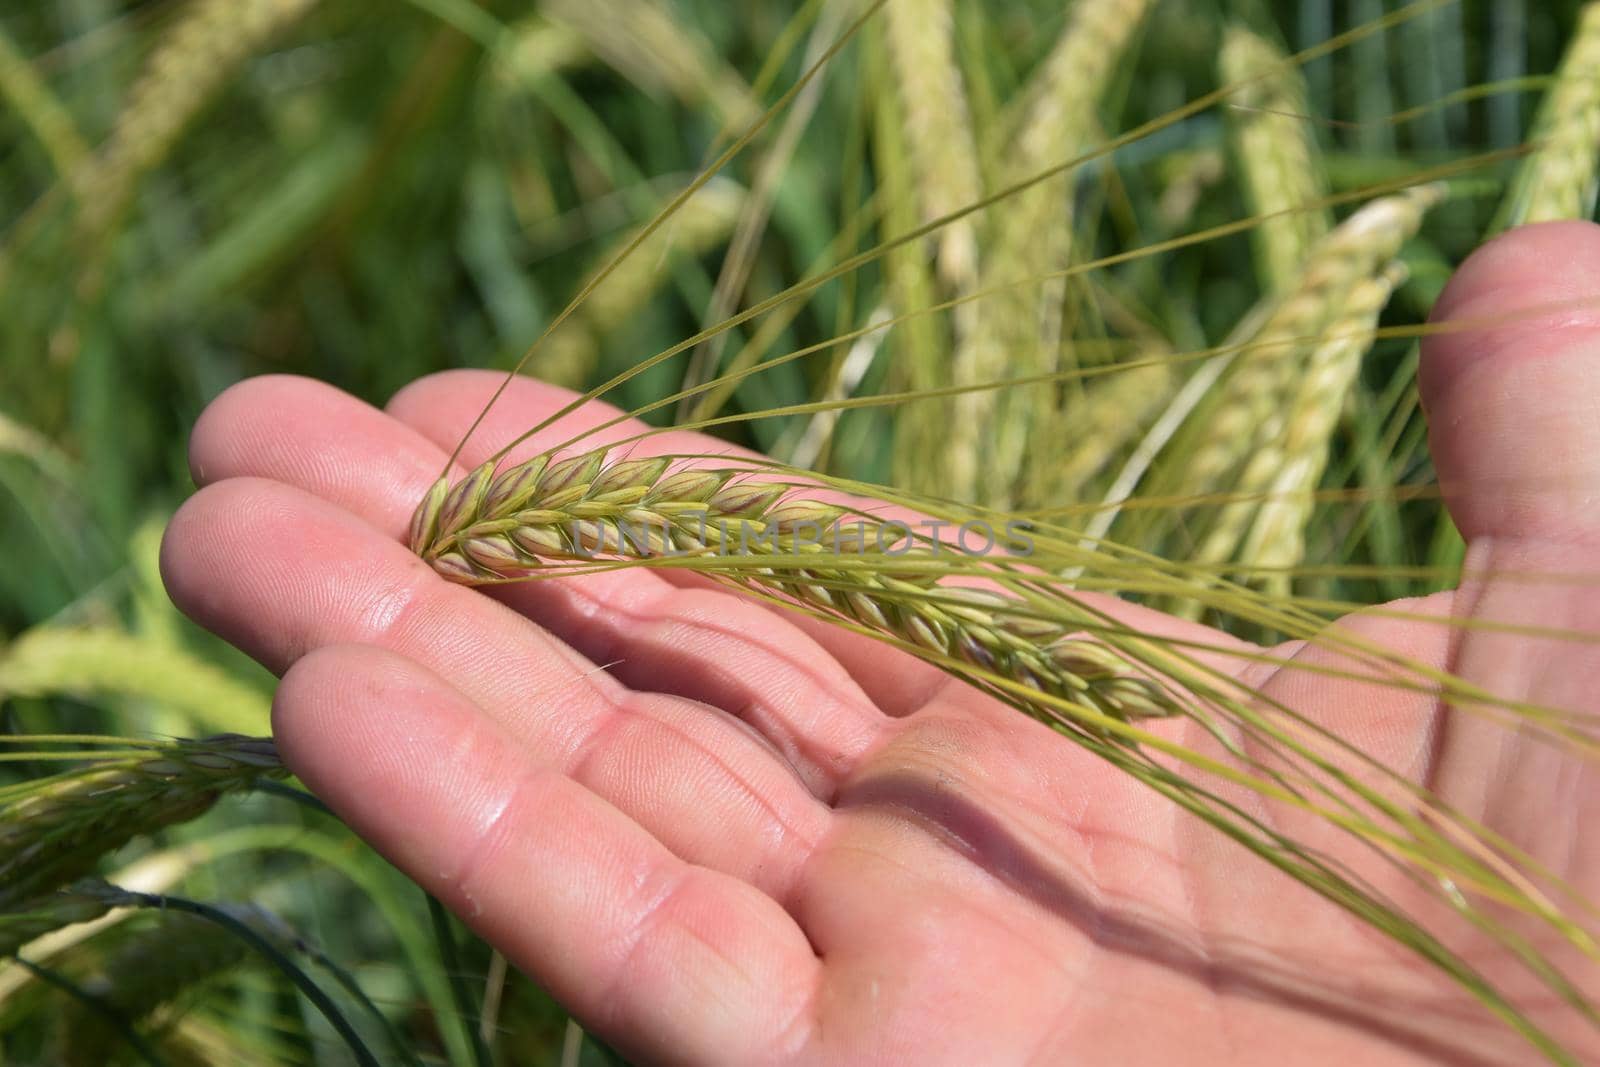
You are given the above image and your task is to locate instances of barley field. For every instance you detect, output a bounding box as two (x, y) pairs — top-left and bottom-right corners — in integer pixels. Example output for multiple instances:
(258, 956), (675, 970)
(2, 1), (1599, 1064)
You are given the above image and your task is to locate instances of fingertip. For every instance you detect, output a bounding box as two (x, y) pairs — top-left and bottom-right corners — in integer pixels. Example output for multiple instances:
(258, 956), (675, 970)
(1423, 221), (1600, 395)
(385, 370), (634, 464)
(1420, 222), (1600, 542)
(272, 643), (440, 789)
(190, 374), (310, 487)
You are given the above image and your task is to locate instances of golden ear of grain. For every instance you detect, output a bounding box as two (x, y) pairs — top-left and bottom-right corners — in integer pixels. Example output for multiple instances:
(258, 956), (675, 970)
(414, 448), (1184, 724)
(882, 0), (982, 293)
(0, 737), (284, 910)
(1219, 24), (1331, 292)
(74, 0), (322, 239)
(535, 177), (746, 388)
(943, 0), (1155, 508)
(1498, 2), (1600, 227)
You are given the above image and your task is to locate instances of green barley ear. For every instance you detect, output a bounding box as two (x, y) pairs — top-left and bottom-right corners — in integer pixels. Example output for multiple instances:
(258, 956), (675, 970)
(0, 737), (285, 910)
(1495, 2), (1600, 229)
(413, 446), (1183, 725)
(1234, 260), (1412, 590)
(1162, 183), (1444, 591)
(882, 0), (982, 293)
(1220, 24), (1331, 293)
(943, 0), (1155, 508)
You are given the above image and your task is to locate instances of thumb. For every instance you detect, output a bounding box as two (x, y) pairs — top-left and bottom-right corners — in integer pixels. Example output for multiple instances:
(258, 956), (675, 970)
(1421, 220), (1600, 545)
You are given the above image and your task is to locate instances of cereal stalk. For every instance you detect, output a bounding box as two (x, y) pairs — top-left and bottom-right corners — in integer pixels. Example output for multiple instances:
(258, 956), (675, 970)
(411, 450), (1185, 724)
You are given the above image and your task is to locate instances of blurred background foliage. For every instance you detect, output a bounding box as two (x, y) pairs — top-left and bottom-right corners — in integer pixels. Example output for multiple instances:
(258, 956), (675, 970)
(0, 0), (1593, 1062)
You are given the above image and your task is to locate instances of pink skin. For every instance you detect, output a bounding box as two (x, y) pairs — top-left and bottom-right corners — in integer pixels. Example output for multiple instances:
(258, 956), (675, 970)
(163, 223), (1600, 1065)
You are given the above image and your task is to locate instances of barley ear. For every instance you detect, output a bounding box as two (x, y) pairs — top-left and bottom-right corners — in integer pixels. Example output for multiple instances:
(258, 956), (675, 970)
(882, 0), (982, 292)
(0, 737), (285, 910)
(944, 0), (1156, 507)
(1220, 24), (1331, 292)
(74, 0), (322, 240)
(414, 446), (1188, 727)
(1496, 2), (1600, 228)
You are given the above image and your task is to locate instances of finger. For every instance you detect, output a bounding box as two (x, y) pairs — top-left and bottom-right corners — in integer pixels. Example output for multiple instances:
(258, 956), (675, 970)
(1418, 221), (1600, 837)
(162, 477), (829, 894)
(1422, 220), (1600, 543)
(189, 374), (447, 538)
(390, 370), (896, 763)
(190, 373), (887, 793)
(275, 643), (820, 1065)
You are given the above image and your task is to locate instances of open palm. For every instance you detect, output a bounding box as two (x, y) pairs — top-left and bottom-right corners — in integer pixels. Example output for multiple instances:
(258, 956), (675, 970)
(163, 224), (1600, 1065)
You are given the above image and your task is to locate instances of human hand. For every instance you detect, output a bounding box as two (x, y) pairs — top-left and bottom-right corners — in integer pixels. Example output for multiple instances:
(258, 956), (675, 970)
(163, 222), (1600, 1065)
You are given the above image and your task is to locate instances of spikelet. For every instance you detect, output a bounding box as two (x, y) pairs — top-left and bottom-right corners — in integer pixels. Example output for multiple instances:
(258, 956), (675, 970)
(882, 0), (982, 292)
(1497, 2), (1600, 227)
(0, 737), (284, 909)
(943, 0), (1154, 507)
(1220, 25), (1331, 292)
(74, 0), (321, 238)
(536, 177), (746, 387)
